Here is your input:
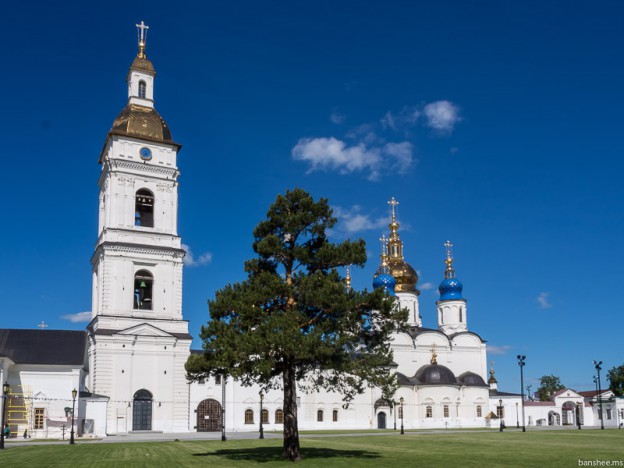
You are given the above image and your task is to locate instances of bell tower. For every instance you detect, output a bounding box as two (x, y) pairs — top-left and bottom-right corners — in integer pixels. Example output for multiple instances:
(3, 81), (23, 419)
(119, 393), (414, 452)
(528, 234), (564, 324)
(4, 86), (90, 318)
(87, 22), (191, 434)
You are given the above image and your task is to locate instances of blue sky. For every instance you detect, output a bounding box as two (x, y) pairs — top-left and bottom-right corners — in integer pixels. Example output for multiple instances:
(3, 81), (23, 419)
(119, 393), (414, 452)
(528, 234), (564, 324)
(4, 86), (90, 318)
(0, 1), (622, 395)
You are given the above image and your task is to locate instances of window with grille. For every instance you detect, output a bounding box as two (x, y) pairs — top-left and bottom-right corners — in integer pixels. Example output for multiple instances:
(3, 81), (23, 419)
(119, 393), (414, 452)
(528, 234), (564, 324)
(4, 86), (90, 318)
(398, 406), (403, 419)
(317, 410), (324, 422)
(34, 408), (44, 429)
(497, 406), (505, 418)
(476, 405), (482, 417)
(275, 409), (284, 424)
(443, 405), (449, 418)
(262, 409), (269, 424)
(426, 406), (432, 418)
(244, 409), (254, 424)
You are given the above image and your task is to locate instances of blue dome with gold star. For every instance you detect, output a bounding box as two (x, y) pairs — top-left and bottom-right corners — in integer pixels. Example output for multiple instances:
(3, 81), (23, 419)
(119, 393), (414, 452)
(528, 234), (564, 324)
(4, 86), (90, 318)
(439, 277), (463, 301)
(373, 273), (396, 296)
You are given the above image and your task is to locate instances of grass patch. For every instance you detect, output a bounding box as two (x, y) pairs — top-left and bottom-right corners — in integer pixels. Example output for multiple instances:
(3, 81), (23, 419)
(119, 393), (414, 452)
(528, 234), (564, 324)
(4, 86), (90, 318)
(0, 430), (622, 467)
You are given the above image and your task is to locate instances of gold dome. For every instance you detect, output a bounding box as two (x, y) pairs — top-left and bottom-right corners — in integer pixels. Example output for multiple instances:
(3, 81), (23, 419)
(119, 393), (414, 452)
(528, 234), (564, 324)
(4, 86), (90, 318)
(388, 258), (419, 293)
(110, 104), (175, 144)
(130, 56), (156, 75)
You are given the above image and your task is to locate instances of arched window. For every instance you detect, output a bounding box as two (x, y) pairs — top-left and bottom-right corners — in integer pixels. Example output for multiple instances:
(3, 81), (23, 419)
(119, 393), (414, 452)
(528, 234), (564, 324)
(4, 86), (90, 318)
(426, 406), (433, 418)
(135, 189), (154, 227)
(443, 405), (449, 418)
(459, 307), (463, 322)
(244, 409), (254, 424)
(138, 80), (146, 99)
(275, 409), (284, 424)
(332, 409), (338, 422)
(134, 270), (153, 310)
(261, 409), (269, 424)
(476, 405), (482, 417)
(317, 410), (324, 422)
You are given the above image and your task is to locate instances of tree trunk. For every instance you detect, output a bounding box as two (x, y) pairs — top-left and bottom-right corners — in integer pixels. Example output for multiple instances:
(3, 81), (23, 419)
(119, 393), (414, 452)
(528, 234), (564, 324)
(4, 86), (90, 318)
(282, 364), (301, 461)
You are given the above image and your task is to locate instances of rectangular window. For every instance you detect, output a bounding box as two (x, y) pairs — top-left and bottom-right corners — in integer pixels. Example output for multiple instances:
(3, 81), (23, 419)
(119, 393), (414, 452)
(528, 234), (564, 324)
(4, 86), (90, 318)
(34, 408), (45, 429)
(496, 406), (505, 418)
(332, 409), (338, 422)
(606, 409), (612, 420)
(398, 406), (403, 419)
(215, 375), (222, 385)
(426, 406), (432, 418)
(275, 409), (284, 424)
(443, 405), (449, 418)
(262, 409), (269, 424)
(476, 406), (482, 417)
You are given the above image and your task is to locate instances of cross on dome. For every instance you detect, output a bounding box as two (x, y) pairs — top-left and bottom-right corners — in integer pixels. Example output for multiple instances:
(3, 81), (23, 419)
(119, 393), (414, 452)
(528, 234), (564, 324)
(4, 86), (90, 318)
(37, 321), (48, 329)
(388, 197), (399, 221)
(444, 240), (453, 260)
(136, 21), (149, 57)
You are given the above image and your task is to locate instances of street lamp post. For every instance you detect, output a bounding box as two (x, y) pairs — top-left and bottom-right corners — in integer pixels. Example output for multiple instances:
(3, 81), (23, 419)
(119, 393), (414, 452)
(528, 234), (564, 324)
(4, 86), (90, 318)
(517, 355), (526, 432)
(1, 383), (10, 449)
(259, 391), (264, 439)
(516, 402), (519, 429)
(221, 374), (227, 442)
(576, 401), (582, 430)
(400, 397), (404, 435)
(593, 360), (604, 430)
(499, 399), (504, 432)
(70, 388), (77, 445)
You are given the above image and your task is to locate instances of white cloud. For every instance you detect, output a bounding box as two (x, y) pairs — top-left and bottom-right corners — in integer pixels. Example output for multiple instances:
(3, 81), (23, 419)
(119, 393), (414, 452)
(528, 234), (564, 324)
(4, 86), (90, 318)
(332, 205), (390, 234)
(61, 311), (91, 323)
(182, 243), (213, 267)
(329, 110), (346, 124)
(537, 291), (552, 309)
(381, 107), (420, 131)
(291, 137), (413, 181)
(423, 100), (461, 133)
(419, 282), (435, 291)
(487, 345), (512, 355)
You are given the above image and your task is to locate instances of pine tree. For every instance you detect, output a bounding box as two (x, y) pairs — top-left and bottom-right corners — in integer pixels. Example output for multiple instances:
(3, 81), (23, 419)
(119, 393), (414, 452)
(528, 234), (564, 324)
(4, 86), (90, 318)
(186, 188), (406, 461)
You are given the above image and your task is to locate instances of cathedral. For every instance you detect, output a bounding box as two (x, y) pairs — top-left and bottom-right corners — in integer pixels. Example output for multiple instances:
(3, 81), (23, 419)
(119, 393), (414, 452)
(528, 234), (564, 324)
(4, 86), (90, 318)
(0, 24), (619, 439)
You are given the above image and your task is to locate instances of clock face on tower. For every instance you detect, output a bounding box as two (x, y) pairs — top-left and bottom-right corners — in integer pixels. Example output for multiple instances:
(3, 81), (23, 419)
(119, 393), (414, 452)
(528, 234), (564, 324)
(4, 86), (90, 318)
(139, 147), (152, 160)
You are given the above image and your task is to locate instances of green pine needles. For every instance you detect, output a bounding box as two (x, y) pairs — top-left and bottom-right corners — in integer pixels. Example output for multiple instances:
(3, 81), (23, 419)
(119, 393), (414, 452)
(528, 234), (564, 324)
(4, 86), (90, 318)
(186, 188), (407, 461)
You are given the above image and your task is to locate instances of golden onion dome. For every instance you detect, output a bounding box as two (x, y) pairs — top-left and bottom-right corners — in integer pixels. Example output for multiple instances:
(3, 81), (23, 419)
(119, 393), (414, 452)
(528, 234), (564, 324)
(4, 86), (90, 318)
(130, 56), (156, 75)
(110, 104), (174, 144)
(388, 258), (419, 294)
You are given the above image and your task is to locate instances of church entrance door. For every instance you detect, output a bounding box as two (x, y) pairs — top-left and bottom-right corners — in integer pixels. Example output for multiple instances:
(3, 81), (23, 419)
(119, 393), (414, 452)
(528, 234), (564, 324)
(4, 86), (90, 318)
(132, 389), (153, 431)
(197, 399), (223, 432)
(377, 412), (387, 429)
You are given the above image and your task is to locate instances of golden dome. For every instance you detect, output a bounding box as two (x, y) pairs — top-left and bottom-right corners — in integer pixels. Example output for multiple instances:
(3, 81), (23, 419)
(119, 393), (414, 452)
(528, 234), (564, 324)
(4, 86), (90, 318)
(110, 104), (174, 144)
(130, 56), (156, 75)
(388, 258), (419, 293)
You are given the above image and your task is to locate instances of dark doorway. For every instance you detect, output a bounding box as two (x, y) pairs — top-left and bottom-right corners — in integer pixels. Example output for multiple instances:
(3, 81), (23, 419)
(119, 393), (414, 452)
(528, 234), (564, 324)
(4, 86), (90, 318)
(133, 389), (153, 431)
(377, 411), (387, 429)
(196, 399), (222, 432)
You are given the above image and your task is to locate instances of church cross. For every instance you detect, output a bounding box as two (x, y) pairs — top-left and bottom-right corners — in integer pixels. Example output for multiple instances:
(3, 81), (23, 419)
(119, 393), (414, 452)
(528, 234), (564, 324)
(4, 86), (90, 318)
(388, 197), (399, 221)
(37, 321), (48, 329)
(444, 240), (453, 259)
(379, 235), (388, 256)
(136, 21), (149, 45)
